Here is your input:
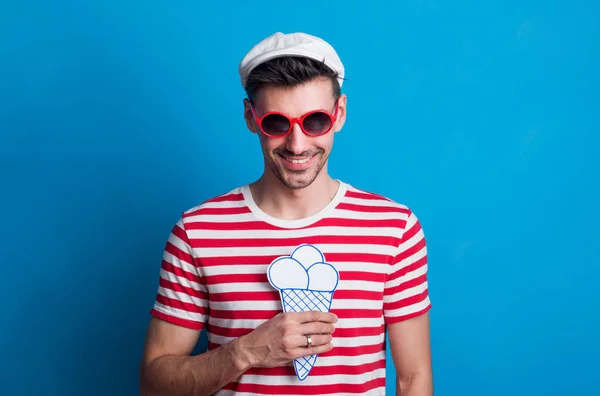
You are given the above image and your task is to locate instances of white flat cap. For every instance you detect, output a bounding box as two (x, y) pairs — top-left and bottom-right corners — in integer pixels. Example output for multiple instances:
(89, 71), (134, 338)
(238, 32), (345, 90)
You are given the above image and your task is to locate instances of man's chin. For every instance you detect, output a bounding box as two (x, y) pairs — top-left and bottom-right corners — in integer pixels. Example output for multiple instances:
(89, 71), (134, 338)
(267, 155), (326, 189)
(278, 173), (315, 189)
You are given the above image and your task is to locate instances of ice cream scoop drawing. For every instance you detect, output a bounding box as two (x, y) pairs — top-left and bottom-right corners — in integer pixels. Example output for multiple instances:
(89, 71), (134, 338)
(267, 243), (339, 381)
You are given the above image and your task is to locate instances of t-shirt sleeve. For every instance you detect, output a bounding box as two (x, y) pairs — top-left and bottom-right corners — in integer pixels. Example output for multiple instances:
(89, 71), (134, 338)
(383, 209), (431, 324)
(150, 217), (209, 331)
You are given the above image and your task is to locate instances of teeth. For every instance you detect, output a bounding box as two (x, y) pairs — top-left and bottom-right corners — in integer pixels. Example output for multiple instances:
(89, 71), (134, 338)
(287, 157), (310, 164)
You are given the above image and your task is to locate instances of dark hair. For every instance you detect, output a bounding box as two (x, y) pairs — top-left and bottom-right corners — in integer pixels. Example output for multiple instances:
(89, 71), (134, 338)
(245, 56), (342, 103)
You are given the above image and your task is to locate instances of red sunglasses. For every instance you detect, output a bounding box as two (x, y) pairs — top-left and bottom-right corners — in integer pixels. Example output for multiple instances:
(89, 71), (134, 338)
(249, 101), (339, 138)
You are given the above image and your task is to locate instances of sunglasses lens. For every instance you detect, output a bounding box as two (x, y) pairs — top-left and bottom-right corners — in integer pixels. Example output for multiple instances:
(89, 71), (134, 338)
(261, 114), (290, 136)
(303, 112), (332, 135)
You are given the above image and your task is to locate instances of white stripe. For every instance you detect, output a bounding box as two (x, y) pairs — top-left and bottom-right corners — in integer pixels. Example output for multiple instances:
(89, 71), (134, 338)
(208, 317), (383, 330)
(192, 199), (247, 209)
(216, 388), (386, 396)
(209, 298), (383, 311)
(187, 226), (404, 239)
(152, 302), (206, 323)
(192, 244), (396, 258)
(159, 268), (205, 293)
(343, 196), (409, 210)
(386, 281), (428, 303)
(237, 368), (386, 386)
(203, 262), (389, 276)
(339, 280), (385, 293)
(203, 265), (268, 275)
(207, 280), (384, 294)
(205, 282), (272, 294)
(185, 208), (408, 224)
(316, 351), (385, 366)
(157, 286), (206, 308)
(334, 209), (408, 221)
(166, 233), (193, 259)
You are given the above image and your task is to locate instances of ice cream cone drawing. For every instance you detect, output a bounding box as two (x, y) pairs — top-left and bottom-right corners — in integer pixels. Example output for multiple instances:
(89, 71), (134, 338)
(267, 244), (339, 381)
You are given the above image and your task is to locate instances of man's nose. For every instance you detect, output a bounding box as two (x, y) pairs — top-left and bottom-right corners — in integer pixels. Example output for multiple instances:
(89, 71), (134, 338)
(285, 122), (310, 155)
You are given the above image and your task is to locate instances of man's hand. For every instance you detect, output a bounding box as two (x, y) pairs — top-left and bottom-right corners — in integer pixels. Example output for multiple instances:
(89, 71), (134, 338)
(237, 310), (338, 368)
(140, 311), (337, 396)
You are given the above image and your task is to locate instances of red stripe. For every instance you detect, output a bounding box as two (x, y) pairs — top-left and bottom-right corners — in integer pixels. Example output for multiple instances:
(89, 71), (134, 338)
(184, 206), (251, 216)
(325, 252), (392, 264)
(385, 303), (431, 324)
(313, 217), (407, 229)
(150, 309), (205, 330)
(189, 234), (399, 248)
(206, 270), (387, 286)
(160, 260), (204, 286)
(184, 217), (407, 231)
(322, 343), (384, 357)
(384, 273), (428, 296)
(222, 377), (382, 394)
(186, 220), (281, 231)
(209, 309), (277, 320)
(242, 359), (385, 377)
(204, 273), (268, 284)
(159, 277), (207, 300)
(346, 189), (391, 201)
(171, 223), (192, 245)
(208, 307), (382, 321)
(341, 271), (387, 282)
(384, 287), (429, 311)
(205, 193), (244, 203)
(207, 343), (385, 357)
(164, 242), (194, 266)
(337, 202), (410, 214)
(203, 273), (385, 288)
(200, 252), (392, 267)
(400, 216), (421, 241)
(394, 237), (426, 263)
(334, 289), (383, 300)
(210, 291), (279, 302)
(208, 324), (385, 338)
(209, 290), (382, 302)
(155, 293), (208, 315)
(387, 255), (427, 283)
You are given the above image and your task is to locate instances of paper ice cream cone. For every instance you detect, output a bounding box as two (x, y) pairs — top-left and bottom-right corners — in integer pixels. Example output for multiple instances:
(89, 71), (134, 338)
(281, 288), (334, 380)
(281, 288), (334, 313)
(267, 243), (340, 381)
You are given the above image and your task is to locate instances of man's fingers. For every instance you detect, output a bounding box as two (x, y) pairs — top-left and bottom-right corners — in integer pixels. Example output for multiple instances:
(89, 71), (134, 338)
(297, 321), (336, 336)
(293, 333), (332, 348)
(292, 341), (334, 359)
(292, 310), (338, 324)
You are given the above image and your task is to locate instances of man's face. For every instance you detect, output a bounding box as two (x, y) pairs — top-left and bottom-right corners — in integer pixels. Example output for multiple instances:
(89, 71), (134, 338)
(244, 77), (347, 190)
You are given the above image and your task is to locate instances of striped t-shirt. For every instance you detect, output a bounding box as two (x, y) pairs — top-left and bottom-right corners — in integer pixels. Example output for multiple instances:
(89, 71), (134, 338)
(150, 180), (431, 395)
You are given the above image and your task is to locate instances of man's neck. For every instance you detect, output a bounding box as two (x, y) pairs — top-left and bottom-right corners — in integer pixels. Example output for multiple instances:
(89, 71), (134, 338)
(249, 173), (340, 221)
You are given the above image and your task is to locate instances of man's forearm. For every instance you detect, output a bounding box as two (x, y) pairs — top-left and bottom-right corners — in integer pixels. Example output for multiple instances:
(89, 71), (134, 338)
(397, 372), (433, 396)
(140, 337), (250, 396)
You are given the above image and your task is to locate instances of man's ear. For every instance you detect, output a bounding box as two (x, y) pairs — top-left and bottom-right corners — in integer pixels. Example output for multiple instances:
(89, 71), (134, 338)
(243, 98), (258, 134)
(333, 94), (347, 133)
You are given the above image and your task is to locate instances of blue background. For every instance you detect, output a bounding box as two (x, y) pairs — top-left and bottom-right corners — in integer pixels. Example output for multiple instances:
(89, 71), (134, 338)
(1, 1), (598, 395)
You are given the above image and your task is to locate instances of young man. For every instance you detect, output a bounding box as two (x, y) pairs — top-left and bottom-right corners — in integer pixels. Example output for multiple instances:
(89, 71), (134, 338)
(139, 32), (433, 396)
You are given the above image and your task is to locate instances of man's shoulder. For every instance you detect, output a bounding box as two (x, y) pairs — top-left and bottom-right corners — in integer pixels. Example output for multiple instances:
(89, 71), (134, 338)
(180, 185), (247, 219)
(342, 181), (413, 214)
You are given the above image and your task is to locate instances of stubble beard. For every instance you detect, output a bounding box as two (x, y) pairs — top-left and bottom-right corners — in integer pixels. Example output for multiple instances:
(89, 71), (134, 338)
(267, 150), (329, 190)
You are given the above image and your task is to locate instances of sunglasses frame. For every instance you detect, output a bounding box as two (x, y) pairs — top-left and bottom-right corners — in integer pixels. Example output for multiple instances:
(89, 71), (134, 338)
(249, 100), (340, 138)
